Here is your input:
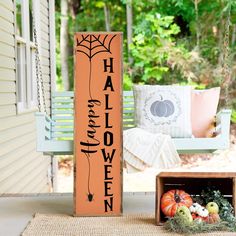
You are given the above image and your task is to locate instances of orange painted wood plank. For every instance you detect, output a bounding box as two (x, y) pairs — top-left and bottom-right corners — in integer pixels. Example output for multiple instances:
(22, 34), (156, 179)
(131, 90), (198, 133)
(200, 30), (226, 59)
(74, 32), (123, 216)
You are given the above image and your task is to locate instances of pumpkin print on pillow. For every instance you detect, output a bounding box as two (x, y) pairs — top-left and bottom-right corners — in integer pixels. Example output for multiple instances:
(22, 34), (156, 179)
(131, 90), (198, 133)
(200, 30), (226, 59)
(150, 96), (175, 118)
(143, 91), (181, 126)
(133, 85), (192, 138)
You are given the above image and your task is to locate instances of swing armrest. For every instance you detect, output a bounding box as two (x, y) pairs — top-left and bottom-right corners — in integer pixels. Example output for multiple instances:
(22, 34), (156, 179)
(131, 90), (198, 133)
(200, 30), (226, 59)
(35, 112), (53, 151)
(216, 109), (232, 138)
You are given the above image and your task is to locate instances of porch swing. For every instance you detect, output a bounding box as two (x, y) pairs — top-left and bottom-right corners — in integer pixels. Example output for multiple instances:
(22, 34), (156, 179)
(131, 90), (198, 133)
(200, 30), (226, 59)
(35, 10), (232, 156)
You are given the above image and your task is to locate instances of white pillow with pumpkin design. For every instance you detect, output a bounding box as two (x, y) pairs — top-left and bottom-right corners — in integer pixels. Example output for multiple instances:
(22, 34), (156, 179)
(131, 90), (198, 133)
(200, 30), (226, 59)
(133, 85), (192, 138)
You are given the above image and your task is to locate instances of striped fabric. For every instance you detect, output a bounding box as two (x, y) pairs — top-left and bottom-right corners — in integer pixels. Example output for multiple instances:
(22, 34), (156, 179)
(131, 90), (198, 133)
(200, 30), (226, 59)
(133, 85), (192, 138)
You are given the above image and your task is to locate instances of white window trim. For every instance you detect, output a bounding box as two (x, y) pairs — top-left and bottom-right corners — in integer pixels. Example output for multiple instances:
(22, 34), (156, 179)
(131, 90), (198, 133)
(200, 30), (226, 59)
(16, 35), (27, 44)
(16, 41), (26, 112)
(15, 0), (38, 114)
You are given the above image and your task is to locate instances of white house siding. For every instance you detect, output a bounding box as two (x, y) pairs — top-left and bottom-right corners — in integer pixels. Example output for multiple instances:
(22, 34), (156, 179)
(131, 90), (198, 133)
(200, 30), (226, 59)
(0, 0), (54, 194)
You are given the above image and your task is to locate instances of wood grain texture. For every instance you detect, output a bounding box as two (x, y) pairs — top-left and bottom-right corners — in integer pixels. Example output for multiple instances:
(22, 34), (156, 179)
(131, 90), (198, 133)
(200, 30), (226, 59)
(233, 177), (236, 214)
(156, 176), (164, 225)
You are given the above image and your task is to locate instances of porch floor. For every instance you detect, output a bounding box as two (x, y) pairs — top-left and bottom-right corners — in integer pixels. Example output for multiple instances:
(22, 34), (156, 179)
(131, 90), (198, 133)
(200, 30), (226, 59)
(0, 192), (155, 236)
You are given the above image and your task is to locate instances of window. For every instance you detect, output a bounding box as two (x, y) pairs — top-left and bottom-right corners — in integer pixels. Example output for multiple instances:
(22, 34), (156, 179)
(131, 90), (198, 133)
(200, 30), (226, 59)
(16, 0), (37, 112)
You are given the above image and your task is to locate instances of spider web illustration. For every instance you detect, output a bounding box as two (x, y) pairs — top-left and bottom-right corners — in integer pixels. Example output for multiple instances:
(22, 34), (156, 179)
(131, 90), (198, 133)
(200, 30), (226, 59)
(76, 34), (116, 61)
(75, 34), (117, 203)
(76, 34), (116, 99)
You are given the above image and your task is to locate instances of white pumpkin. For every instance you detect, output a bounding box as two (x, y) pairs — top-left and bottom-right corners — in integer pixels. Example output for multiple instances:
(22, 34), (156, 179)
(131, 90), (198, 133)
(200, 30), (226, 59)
(197, 206), (209, 217)
(189, 203), (201, 213)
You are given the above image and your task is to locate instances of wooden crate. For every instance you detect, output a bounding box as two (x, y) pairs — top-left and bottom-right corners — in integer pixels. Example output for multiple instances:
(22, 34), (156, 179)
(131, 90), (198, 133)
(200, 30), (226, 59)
(155, 172), (236, 225)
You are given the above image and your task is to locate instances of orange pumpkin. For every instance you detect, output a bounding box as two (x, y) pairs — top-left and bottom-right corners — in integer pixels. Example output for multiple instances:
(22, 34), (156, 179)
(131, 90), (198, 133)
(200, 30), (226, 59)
(161, 189), (193, 217)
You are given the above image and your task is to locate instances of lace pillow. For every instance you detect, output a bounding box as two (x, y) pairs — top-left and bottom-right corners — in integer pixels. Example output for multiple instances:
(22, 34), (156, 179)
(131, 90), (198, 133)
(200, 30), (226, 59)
(133, 85), (192, 138)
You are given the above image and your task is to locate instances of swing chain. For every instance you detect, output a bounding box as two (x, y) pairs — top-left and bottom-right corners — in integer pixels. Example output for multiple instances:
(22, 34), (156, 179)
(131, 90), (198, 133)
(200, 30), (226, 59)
(222, 2), (232, 108)
(32, 10), (47, 115)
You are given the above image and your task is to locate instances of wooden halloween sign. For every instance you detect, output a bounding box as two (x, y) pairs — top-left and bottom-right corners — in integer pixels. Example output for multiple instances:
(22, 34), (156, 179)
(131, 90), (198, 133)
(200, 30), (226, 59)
(74, 32), (123, 216)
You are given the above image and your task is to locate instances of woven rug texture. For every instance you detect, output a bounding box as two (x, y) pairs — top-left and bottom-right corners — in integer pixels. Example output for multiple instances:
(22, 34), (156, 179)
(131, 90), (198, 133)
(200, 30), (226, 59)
(22, 213), (236, 236)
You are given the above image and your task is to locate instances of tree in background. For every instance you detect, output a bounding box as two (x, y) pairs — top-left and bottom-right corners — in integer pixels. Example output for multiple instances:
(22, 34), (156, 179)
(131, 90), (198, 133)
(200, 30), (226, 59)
(130, 1), (236, 92)
(125, 0), (133, 65)
(55, 0), (236, 105)
(56, 0), (126, 90)
(60, 0), (69, 91)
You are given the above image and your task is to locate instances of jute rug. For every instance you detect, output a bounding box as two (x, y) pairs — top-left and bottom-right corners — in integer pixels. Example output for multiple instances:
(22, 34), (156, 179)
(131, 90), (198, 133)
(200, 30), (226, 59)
(22, 213), (236, 236)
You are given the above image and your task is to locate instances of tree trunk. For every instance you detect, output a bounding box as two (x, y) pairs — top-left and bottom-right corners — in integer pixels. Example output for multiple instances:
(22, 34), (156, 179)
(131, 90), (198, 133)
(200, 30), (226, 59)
(194, 0), (201, 53)
(231, 24), (236, 46)
(217, 0), (225, 66)
(69, 0), (81, 20)
(217, 18), (224, 66)
(104, 4), (111, 31)
(126, 0), (133, 64)
(60, 0), (69, 91)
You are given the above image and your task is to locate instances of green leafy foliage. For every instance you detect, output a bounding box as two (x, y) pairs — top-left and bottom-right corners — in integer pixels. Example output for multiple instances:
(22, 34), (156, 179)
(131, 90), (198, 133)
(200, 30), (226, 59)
(232, 110), (236, 123)
(54, 0), (236, 118)
(130, 13), (183, 84)
(165, 214), (229, 234)
(200, 188), (236, 231)
(55, 11), (63, 90)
